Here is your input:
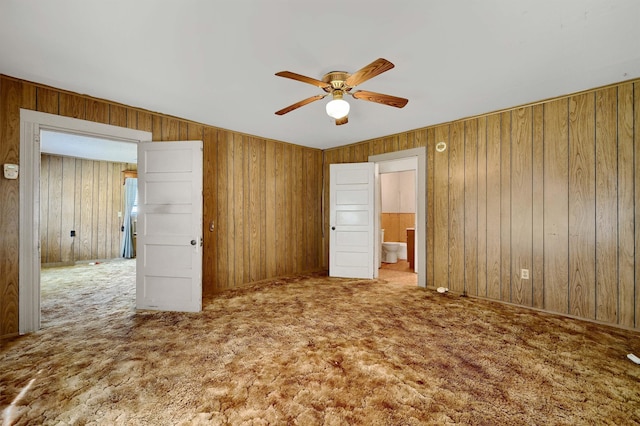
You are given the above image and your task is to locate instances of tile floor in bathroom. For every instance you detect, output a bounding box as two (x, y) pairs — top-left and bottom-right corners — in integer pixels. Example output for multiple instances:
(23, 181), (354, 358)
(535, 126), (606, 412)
(378, 260), (417, 286)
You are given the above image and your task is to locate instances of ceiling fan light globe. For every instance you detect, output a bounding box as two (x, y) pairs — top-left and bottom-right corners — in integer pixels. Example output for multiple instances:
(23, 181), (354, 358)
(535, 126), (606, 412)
(326, 99), (350, 119)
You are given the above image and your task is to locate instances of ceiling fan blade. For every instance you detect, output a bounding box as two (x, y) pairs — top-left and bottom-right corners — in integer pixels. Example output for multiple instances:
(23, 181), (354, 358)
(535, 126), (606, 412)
(352, 90), (408, 108)
(275, 71), (331, 89)
(345, 58), (395, 87)
(335, 116), (348, 126)
(275, 94), (326, 115)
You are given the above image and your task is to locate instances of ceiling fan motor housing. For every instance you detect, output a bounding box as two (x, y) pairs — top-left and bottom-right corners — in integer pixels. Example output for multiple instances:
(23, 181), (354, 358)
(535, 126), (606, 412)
(322, 71), (351, 92)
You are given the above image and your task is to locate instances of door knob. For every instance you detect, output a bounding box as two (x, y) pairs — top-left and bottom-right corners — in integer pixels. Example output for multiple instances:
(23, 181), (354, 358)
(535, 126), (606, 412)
(191, 239), (197, 246)
(331, 226), (336, 230)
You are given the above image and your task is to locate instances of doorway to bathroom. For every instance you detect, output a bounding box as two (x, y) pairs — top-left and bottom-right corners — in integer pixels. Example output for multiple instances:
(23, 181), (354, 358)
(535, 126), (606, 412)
(370, 148), (426, 288)
(379, 169), (416, 285)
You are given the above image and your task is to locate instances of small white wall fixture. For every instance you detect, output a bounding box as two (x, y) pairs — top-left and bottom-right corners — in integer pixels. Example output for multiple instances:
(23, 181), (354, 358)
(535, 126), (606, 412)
(19, 109), (152, 334)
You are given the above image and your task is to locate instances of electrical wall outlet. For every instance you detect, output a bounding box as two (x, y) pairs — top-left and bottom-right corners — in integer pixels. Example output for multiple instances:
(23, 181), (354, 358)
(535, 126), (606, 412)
(521, 269), (530, 280)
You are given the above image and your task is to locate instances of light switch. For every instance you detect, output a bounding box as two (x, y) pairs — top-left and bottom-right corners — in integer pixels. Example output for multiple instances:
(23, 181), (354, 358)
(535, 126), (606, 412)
(3, 164), (19, 180)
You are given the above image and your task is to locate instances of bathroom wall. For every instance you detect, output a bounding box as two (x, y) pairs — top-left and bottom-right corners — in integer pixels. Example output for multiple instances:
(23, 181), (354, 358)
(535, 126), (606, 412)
(381, 214), (415, 243)
(381, 170), (415, 242)
(381, 170), (415, 213)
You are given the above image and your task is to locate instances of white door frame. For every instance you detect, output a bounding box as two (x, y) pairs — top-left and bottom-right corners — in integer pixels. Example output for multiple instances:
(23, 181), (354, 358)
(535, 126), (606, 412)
(19, 109), (152, 334)
(369, 148), (426, 288)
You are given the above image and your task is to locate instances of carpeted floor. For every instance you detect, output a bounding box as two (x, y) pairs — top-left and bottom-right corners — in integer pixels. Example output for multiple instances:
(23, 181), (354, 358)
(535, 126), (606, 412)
(1, 259), (640, 425)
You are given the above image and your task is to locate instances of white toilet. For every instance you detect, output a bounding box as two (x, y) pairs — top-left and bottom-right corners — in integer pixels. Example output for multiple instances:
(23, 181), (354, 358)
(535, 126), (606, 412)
(382, 242), (401, 263)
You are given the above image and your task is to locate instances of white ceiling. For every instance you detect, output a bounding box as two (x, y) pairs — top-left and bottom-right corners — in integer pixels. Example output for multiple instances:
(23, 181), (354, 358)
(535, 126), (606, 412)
(41, 130), (138, 163)
(1, 1), (639, 150)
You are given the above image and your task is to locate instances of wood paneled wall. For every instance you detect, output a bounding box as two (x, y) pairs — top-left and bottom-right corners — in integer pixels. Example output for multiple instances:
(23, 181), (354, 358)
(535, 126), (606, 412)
(208, 130), (323, 292)
(381, 213), (415, 243)
(40, 154), (134, 264)
(0, 75), (323, 338)
(324, 79), (640, 331)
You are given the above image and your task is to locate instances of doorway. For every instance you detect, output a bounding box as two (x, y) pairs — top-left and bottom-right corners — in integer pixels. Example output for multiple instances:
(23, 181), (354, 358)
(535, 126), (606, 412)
(39, 129), (139, 325)
(19, 109), (151, 334)
(379, 169), (416, 285)
(369, 148), (426, 288)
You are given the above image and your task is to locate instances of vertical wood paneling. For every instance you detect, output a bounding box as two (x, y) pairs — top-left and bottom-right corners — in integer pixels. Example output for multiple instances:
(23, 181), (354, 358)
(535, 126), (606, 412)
(40, 156), (50, 263)
(284, 144), (293, 273)
(40, 155), (127, 264)
(486, 114), (502, 300)
(46, 155), (63, 263)
(80, 160), (94, 260)
(109, 105), (127, 128)
(568, 93), (596, 319)
(152, 115), (163, 140)
(86, 99), (109, 124)
(37, 87), (59, 114)
(511, 107), (533, 306)
(233, 134), (245, 286)
(110, 163), (121, 258)
(61, 157), (76, 262)
(448, 122), (465, 293)
(532, 104), (545, 309)
(203, 127), (217, 294)
(635, 82), (640, 328)
(595, 87), (618, 323)
(434, 126), (449, 287)
(260, 141), (267, 278)
(59, 93), (85, 119)
(275, 143), (285, 275)
(126, 109), (138, 130)
(91, 162), (100, 258)
(476, 117), (488, 297)
(305, 151), (315, 270)
(216, 131), (229, 291)
(137, 111), (153, 133)
(250, 138), (261, 282)
(426, 128), (436, 288)
(617, 83), (635, 328)
(500, 111), (512, 302)
(187, 122), (204, 141)
(544, 98), (570, 314)
(74, 160), (83, 261)
(104, 163), (114, 257)
(179, 122), (188, 140)
(162, 118), (180, 141)
(266, 142), (277, 278)
(243, 137), (251, 284)
(295, 146), (305, 272)
(97, 161), (109, 259)
(465, 119), (478, 296)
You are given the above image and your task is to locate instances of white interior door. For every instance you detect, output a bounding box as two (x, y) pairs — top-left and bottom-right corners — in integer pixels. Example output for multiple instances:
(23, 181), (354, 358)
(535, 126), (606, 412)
(136, 141), (203, 312)
(329, 162), (375, 279)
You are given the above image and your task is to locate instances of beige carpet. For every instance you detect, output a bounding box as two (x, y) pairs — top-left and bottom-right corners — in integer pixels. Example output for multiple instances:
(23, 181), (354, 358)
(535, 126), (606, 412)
(1, 259), (640, 425)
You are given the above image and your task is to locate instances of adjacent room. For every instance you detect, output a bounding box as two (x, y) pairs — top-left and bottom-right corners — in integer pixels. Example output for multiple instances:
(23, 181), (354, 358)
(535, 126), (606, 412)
(1, 1), (640, 424)
(39, 131), (139, 324)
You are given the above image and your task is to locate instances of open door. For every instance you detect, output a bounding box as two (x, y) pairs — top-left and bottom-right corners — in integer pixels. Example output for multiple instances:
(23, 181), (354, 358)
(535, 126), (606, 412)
(329, 162), (375, 279)
(136, 141), (203, 312)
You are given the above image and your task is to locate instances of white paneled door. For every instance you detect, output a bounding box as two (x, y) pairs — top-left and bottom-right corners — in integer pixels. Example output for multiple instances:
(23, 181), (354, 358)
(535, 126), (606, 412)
(136, 141), (203, 312)
(329, 162), (376, 279)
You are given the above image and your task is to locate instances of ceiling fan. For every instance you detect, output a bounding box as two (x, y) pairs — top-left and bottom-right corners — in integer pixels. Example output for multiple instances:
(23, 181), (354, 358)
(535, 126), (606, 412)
(274, 58), (408, 126)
